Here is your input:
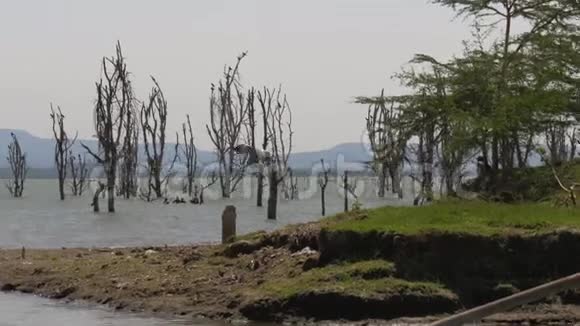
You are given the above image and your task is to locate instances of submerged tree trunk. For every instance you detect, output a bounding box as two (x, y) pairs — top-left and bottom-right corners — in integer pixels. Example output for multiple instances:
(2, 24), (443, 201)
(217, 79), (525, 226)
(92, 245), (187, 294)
(256, 168), (264, 207)
(107, 168), (115, 213)
(321, 188), (326, 216)
(318, 159), (329, 216)
(50, 105), (75, 201)
(93, 182), (105, 213)
(81, 42), (133, 213)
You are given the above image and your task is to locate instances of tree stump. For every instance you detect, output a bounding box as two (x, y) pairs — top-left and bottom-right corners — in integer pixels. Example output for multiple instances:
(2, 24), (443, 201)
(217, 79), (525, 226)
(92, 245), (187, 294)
(222, 205), (237, 244)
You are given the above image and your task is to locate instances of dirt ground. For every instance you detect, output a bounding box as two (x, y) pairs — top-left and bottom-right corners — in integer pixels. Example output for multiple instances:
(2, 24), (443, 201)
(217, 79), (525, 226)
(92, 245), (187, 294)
(0, 245), (579, 324)
(1, 219), (580, 324)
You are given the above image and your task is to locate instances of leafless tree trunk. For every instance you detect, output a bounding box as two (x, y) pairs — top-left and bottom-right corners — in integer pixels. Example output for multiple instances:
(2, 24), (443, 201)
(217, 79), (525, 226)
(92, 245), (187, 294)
(69, 152), (89, 196)
(181, 114), (198, 197)
(568, 126), (577, 161)
(206, 53), (250, 198)
(5, 133), (27, 198)
(92, 182), (105, 212)
(118, 107), (139, 199)
(141, 77), (178, 199)
(50, 104), (76, 200)
(244, 87), (267, 207)
(377, 164), (388, 197)
(251, 87), (275, 207)
(287, 168), (298, 200)
(82, 41), (133, 213)
(318, 159), (330, 216)
(545, 117), (570, 165)
(341, 171), (360, 212)
(265, 87), (293, 220)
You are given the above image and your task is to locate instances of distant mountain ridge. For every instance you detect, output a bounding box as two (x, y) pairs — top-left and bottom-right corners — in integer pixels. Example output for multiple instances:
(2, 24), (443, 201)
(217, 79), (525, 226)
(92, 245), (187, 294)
(0, 129), (372, 171)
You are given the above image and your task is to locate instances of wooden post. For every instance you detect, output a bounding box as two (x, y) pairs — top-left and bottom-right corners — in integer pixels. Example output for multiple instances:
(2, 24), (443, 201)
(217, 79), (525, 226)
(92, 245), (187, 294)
(343, 171), (349, 212)
(222, 205), (237, 244)
(430, 273), (580, 326)
(267, 170), (278, 220)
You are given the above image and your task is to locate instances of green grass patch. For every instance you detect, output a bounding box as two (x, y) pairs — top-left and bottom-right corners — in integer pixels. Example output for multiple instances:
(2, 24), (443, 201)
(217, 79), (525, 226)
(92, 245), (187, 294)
(258, 259), (448, 299)
(327, 200), (580, 236)
(233, 230), (267, 242)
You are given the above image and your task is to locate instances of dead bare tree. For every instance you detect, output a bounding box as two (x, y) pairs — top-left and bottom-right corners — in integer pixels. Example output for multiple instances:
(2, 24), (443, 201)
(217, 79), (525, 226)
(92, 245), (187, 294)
(318, 159), (330, 216)
(82, 41), (133, 213)
(265, 88), (293, 220)
(141, 77), (178, 199)
(118, 106), (139, 199)
(206, 52), (250, 198)
(250, 87), (274, 207)
(365, 95), (389, 198)
(286, 167), (299, 200)
(50, 104), (77, 200)
(69, 152), (89, 196)
(181, 114), (198, 197)
(5, 133), (27, 198)
(359, 94), (410, 199)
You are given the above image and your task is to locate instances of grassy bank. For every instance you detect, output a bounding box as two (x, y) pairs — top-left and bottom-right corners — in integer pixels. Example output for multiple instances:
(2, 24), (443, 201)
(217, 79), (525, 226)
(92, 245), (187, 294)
(327, 200), (580, 235)
(1, 201), (580, 323)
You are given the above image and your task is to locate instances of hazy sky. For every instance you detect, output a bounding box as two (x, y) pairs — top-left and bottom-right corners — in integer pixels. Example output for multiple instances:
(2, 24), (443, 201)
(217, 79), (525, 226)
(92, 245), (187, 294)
(0, 0), (474, 151)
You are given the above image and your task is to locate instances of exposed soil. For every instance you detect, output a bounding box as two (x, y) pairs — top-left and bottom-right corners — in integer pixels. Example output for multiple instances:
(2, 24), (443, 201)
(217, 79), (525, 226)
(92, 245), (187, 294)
(1, 221), (580, 324)
(319, 227), (580, 306)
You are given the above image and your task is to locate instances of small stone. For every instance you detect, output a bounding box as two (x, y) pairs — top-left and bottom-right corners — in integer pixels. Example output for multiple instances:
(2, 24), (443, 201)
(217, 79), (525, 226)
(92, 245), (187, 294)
(116, 282), (129, 289)
(291, 246), (317, 256)
(249, 259), (260, 271)
(144, 249), (157, 256)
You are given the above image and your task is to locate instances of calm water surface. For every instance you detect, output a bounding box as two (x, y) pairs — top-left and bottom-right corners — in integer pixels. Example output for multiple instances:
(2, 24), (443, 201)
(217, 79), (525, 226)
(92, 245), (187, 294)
(0, 178), (412, 249)
(0, 292), (209, 326)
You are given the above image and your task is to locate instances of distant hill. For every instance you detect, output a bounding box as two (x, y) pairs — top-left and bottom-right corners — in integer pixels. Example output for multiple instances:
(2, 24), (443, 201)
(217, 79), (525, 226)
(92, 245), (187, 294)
(0, 129), (372, 177)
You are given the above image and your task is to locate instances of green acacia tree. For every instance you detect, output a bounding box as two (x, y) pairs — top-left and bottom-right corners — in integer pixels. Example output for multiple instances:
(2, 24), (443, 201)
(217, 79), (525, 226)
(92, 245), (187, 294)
(432, 0), (580, 172)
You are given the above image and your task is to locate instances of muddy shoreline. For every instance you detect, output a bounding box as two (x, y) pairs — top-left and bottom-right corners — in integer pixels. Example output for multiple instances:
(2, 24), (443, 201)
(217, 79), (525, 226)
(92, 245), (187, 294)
(2, 222), (580, 324)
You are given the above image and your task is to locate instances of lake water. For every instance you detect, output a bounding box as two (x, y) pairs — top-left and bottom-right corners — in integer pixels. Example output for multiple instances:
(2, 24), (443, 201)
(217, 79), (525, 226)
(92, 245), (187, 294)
(0, 178), (412, 249)
(0, 178), (412, 325)
(0, 292), (207, 326)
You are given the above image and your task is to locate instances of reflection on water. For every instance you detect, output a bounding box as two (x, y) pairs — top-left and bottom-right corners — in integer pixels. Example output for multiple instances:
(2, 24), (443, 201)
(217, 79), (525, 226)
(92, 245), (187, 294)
(0, 292), (201, 326)
(0, 179), (412, 249)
